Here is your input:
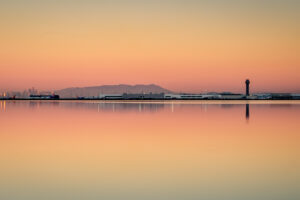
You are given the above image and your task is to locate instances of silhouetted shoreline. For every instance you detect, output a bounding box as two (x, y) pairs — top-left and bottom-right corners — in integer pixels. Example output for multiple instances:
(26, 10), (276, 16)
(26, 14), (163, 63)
(1, 98), (300, 101)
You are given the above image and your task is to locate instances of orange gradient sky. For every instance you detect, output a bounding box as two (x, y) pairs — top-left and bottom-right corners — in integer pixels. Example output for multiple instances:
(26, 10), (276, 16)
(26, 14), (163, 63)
(0, 0), (299, 93)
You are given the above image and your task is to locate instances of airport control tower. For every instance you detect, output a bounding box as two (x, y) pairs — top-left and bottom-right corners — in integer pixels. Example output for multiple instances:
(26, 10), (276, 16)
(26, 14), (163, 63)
(245, 79), (250, 96)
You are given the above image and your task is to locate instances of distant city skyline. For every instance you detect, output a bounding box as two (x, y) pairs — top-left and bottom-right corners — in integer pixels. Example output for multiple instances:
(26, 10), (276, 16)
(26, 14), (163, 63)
(1, 0), (299, 93)
(1, 82), (300, 96)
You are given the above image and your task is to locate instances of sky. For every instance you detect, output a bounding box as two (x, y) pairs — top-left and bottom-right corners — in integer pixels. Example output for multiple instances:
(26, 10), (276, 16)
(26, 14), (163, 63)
(0, 0), (299, 93)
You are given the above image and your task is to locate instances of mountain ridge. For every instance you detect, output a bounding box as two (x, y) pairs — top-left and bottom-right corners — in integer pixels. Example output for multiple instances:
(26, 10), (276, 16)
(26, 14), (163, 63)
(55, 84), (172, 98)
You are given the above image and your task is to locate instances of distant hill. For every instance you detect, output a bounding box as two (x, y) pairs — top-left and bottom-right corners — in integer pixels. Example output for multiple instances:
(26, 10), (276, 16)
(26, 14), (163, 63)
(55, 84), (172, 98)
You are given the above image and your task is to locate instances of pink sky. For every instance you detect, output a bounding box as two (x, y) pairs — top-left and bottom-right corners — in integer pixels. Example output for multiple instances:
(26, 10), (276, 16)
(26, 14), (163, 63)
(0, 1), (299, 93)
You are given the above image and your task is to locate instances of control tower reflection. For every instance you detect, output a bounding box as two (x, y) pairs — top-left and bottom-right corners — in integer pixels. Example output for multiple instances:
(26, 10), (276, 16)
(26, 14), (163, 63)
(246, 103), (250, 120)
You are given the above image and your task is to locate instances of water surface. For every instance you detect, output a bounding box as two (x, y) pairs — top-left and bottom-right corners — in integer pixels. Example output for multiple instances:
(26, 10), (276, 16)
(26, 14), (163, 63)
(0, 100), (299, 200)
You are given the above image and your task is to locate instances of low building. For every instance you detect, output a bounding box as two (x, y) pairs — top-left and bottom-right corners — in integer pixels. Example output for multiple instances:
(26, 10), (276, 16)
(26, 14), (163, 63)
(99, 94), (123, 100)
(122, 93), (164, 100)
(254, 93), (272, 100)
(99, 93), (165, 100)
(220, 93), (245, 100)
(271, 93), (293, 100)
(291, 94), (300, 100)
(164, 94), (221, 100)
(29, 94), (60, 99)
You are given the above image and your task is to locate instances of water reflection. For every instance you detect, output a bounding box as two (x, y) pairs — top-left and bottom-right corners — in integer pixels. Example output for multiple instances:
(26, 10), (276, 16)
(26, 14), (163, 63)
(1, 100), (254, 121)
(246, 104), (250, 120)
(3, 100), (300, 127)
(2, 101), (300, 123)
(0, 100), (300, 200)
(0, 101), (6, 111)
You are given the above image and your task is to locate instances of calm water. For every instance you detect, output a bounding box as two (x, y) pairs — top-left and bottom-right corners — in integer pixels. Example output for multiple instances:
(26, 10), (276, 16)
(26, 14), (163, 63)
(0, 100), (299, 200)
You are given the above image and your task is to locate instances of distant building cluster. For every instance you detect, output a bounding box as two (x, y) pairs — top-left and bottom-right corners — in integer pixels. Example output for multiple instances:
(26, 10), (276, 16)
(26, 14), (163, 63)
(97, 92), (300, 100)
(29, 94), (60, 100)
(99, 93), (165, 100)
(0, 87), (59, 100)
(1, 92), (300, 100)
(1, 80), (300, 100)
(93, 80), (299, 100)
